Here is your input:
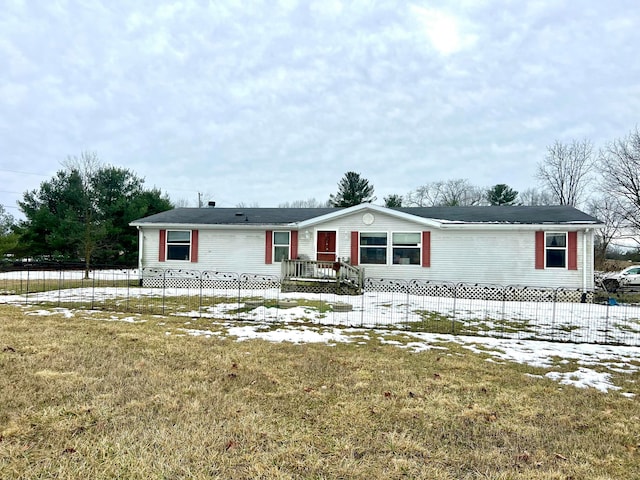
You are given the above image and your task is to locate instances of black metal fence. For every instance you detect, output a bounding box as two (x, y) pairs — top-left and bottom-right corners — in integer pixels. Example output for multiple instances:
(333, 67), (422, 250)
(1, 267), (639, 346)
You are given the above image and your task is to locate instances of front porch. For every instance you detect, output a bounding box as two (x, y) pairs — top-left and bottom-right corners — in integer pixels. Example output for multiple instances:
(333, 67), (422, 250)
(280, 259), (365, 295)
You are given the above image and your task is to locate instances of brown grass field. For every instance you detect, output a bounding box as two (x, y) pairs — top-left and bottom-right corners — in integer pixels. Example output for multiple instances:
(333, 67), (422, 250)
(1, 304), (639, 479)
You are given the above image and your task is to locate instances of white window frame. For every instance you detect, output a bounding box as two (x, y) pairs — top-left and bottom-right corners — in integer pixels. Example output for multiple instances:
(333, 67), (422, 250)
(273, 231), (291, 263)
(392, 232), (422, 265)
(359, 231), (424, 266)
(166, 230), (191, 261)
(359, 232), (388, 265)
(545, 232), (567, 269)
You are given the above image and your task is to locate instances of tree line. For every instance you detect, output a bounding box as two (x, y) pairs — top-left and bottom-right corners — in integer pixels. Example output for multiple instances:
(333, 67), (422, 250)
(0, 152), (172, 272)
(289, 127), (640, 266)
(0, 127), (638, 270)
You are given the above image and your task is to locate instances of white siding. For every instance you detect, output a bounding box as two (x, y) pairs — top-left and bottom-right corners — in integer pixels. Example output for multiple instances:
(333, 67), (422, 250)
(296, 210), (594, 289)
(429, 229), (591, 288)
(140, 228), (282, 276)
(139, 211), (596, 289)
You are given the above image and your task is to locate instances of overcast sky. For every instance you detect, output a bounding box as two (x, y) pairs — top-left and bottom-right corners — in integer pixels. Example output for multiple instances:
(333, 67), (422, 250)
(1, 0), (639, 215)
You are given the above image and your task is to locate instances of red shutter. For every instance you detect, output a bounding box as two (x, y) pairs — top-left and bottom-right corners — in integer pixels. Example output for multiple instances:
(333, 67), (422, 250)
(568, 231), (577, 270)
(159, 229), (166, 262)
(350, 231), (359, 266)
(265, 230), (273, 264)
(422, 231), (431, 267)
(290, 231), (298, 259)
(535, 231), (544, 269)
(191, 230), (199, 263)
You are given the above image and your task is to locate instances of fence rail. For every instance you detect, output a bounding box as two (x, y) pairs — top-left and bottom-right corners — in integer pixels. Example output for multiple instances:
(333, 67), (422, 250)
(0, 267), (639, 346)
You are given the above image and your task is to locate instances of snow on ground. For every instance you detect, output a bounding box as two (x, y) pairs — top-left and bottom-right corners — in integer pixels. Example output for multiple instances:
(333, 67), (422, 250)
(1, 285), (639, 396)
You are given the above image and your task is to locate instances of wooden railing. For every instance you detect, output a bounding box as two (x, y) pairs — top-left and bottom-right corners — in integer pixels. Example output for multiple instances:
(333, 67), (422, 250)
(281, 259), (364, 291)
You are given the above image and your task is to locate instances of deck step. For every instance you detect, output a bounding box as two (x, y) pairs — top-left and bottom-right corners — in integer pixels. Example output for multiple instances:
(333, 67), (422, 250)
(281, 279), (362, 295)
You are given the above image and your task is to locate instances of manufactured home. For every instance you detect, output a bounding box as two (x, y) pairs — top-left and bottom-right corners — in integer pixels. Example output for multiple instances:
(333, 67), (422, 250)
(130, 204), (602, 292)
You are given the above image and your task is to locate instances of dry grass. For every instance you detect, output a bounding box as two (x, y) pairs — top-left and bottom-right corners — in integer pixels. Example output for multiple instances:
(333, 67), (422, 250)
(1, 304), (639, 479)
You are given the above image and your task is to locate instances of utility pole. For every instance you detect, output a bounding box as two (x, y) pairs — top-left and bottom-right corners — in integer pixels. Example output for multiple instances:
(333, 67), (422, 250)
(198, 192), (203, 208)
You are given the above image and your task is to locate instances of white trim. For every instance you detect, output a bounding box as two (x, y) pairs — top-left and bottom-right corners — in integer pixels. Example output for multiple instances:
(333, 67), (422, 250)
(136, 226), (143, 274)
(544, 231), (568, 270)
(298, 204), (443, 229)
(272, 230), (291, 263)
(165, 229), (192, 262)
(437, 223), (602, 231)
(131, 223), (297, 230)
(133, 221), (602, 232)
(583, 229), (588, 292)
(357, 230), (423, 267)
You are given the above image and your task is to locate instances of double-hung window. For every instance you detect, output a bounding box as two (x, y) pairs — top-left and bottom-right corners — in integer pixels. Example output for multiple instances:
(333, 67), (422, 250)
(545, 232), (567, 268)
(166, 230), (191, 261)
(360, 232), (387, 264)
(392, 233), (421, 265)
(273, 231), (290, 262)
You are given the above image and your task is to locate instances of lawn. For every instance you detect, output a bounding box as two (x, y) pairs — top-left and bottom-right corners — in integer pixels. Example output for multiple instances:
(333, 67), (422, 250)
(1, 304), (639, 479)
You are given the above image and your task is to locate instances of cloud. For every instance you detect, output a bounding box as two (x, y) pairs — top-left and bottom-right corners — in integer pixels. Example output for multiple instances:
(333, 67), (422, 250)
(409, 4), (478, 55)
(1, 0), (640, 211)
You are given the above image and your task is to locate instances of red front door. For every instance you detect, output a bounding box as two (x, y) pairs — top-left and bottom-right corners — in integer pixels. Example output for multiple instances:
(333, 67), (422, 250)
(317, 231), (336, 261)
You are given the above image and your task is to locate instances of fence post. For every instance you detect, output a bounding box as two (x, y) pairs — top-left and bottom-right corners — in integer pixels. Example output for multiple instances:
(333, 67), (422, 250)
(500, 286), (507, 338)
(198, 272), (203, 319)
(238, 274), (242, 322)
(604, 296), (610, 341)
(127, 269), (133, 312)
(58, 268), (63, 307)
(162, 270), (166, 315)
(25, 268), (30, 305)
(551, 288), (557, 339)
(91, 269), (96, 310)
(452, 284), (458, 334)
(404, 281), (410, 329)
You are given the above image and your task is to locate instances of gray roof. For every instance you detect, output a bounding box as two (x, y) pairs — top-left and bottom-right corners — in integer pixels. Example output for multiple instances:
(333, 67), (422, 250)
(131, 208), (338, 225)
(394, 206), (601, 224)
(131, 205), (602, 226)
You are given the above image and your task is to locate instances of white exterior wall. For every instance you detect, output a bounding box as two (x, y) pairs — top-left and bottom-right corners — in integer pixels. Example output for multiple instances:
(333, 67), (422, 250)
(139, 227), (283, 276)
(138, 210), (596, 289)
(296, 210), (595, 289)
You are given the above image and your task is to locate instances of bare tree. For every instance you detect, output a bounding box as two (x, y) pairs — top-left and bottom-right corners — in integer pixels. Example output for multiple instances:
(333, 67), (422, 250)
(404, 184), (438, 207)
(536, 139), (594, 206)
(0, 204), (18, 257)
(63, 151), (103, 278)
(405, 179), (485, 206)
(599, 128), (640, 247)
(172, 197), (192, 208)
(519, 188), (555, 206)
(587, 196), (626, 268)
(279, 198), (330, 208)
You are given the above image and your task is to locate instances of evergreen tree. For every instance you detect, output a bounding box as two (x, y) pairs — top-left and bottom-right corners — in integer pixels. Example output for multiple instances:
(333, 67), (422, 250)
(328, 172), (376, 207)
(17, 152), (172, 270)
(486, 184), (519, 206)
(384, 194), (403, 207)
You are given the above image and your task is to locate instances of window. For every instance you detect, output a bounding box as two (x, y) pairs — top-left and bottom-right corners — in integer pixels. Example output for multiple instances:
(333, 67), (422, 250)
(273, 231), (290, 262)
(392, 233), (421, 265)
(166, 230), (191, 260)
(545, 232), (566, 268)
(360, 232), (387, 264)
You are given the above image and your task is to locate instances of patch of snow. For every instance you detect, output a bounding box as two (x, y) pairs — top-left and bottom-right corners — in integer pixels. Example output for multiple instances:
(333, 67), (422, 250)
(545, 368), (620, 393)
(3, 284), (640, 395)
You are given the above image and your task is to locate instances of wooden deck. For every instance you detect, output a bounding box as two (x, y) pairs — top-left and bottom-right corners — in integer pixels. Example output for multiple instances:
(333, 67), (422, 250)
(280, 259), (364, 295)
